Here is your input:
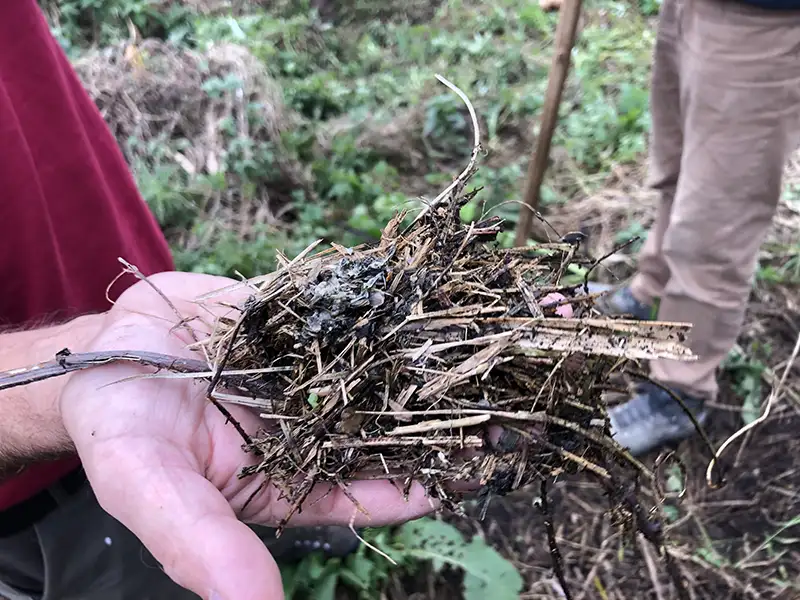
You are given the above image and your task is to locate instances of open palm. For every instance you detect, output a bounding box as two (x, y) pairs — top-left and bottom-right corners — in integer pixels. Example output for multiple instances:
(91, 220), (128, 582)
(59, 272), (436, 600)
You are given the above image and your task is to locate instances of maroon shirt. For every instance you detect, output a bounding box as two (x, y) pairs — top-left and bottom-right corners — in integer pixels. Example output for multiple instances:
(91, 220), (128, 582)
(0, 1), (174, 510)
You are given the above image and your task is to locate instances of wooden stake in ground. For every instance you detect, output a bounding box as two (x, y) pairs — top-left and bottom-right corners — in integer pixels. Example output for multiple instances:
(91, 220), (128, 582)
(514, 0), (583, 246)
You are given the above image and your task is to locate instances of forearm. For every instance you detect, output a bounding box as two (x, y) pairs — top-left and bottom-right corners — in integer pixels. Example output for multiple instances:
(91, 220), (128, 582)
(0, 314), (105, 475)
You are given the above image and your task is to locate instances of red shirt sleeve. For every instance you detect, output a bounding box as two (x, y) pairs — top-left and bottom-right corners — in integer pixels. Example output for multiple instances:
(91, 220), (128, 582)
(0, 0), (175, 510)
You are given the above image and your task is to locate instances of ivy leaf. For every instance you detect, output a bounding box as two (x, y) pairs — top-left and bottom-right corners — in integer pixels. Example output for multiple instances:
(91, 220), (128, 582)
(278, 563), (300, 600)
(312, 570), (339, 600)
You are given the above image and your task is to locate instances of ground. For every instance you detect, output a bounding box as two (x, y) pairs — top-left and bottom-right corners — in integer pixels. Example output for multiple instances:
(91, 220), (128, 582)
(40, 0), (800, 598)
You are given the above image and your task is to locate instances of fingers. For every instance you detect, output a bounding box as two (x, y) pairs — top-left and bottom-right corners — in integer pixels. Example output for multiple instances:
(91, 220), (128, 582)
(540, 291), (574, 318)
(231, 423), (530, 527)
(203, 404), (439, 531)
(236, 475), (439, 530)
(114, 271), (239, 306)
(135, 271), (255, 312)
(221, 405), (524, 530)
(109, 271), (252, 341)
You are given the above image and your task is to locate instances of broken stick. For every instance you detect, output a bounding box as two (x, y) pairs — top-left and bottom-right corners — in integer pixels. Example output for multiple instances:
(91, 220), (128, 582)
(514, 0), (584, 246)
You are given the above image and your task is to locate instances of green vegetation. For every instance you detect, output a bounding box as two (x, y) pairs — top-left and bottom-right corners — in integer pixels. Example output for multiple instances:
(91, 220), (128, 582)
(45, 0), (660, 280)
(721, 343), (771, 425)
(279, 518), (523, 600)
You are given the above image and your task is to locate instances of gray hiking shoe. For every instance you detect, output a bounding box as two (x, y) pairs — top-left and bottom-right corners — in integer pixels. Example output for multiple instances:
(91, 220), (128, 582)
(259, 525), (360, 563)
(587, 283), (654, 321)
(608, 381), (708, 456)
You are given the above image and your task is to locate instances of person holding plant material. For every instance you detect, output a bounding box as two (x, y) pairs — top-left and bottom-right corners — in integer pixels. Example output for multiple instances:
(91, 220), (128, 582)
(0, 2), (439, 599)
(591, 0), (800, 456)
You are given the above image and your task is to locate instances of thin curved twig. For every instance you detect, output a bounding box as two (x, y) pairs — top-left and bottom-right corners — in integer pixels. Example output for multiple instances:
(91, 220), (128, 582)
(116, 257), (201, 344)
(538, 479), (573, 600)
(401, 74), (482, 234)
(706, 331), (800, 488)
(480, 198), (564, 242)
(582, 236), (642, 292)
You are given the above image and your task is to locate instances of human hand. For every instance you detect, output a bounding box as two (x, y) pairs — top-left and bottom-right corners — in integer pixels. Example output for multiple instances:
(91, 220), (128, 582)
(541, 291), (574, 318)
(59, 272), (437, 600)
(539, 0), (563, 11)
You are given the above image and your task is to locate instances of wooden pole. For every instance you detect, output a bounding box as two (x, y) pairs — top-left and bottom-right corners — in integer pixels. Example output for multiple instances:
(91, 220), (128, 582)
(514, 0), (583, 246)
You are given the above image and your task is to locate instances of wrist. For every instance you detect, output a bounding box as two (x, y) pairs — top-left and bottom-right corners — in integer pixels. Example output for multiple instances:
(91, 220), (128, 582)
(0, 313), (106, 472)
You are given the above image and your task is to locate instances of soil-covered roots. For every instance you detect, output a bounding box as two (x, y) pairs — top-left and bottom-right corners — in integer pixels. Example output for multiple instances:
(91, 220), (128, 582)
(0, 139), (699, 600)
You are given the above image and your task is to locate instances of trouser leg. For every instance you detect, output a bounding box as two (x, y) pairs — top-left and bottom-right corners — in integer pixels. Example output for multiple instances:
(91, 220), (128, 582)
(648, 0), (800, 400)
(0, 474), (356, 599)
(0, 526), (41, 600)
(0, 481), (204, 600)
(630, 0), (683, 305)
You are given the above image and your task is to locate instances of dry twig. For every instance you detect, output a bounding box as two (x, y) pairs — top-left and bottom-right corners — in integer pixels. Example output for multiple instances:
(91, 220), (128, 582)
(706, 331), (800, 487)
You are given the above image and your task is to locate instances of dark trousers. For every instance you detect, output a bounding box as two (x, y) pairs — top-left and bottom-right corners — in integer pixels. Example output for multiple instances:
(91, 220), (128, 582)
(0, 471), (209, 600)
(0, 470), (311, 600)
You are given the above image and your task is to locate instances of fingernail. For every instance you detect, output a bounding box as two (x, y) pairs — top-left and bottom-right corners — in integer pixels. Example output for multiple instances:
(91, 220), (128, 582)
(209, 591), (225, 600)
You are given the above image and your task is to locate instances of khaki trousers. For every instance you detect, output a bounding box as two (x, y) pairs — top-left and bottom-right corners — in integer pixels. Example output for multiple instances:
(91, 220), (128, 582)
(630, 0), (800, 400)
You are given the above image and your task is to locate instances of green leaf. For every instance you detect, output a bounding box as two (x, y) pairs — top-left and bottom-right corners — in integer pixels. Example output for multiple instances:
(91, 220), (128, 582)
(739, 373), (763, 425)
(518, 4), (551, 34)
(665, 463), (684, 494)
(279, 563), (300, 600)
(394, 518), (523, 600)
(460, 200), (478, 224)
(313, 570), (339, 600)
(661, 504), (679, 523)
(741, 389), (762, 425)
(697, 546), (726, 568)
(342, 554), (377, 589)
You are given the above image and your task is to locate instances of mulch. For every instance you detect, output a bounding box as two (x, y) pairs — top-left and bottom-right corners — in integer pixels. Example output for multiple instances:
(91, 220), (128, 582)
(383, 278), (800, 600)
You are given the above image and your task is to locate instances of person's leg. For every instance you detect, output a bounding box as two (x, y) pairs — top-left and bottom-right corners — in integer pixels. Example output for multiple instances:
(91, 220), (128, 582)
(609, 0), (800, 455)
(0, 471), (358, 600)
(649, 0), (800, 401)
(0, 526), (42, 600)
(594, 0), (682, 318)
(629, 0), (683, 306)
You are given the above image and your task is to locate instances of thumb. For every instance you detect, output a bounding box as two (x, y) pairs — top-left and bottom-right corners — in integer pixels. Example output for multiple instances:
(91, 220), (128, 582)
(169, 508), (284, 600)
(86, 444), (285, 600)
